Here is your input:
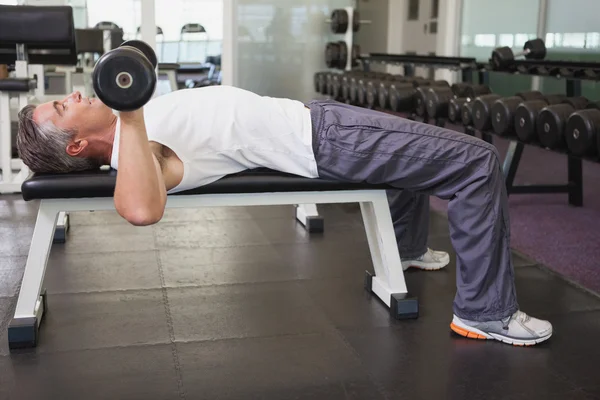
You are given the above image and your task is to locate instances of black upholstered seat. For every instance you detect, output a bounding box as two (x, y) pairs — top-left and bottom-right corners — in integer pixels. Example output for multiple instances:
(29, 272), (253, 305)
(21, 168), (390, 201)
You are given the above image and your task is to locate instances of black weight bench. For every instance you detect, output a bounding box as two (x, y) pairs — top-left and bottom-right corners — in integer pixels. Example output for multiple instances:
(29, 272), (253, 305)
(8, 169), (417, 350)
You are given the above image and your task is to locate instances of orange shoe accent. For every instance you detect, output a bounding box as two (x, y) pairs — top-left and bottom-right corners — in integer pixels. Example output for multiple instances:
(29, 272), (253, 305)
(450, 323), (487, 340)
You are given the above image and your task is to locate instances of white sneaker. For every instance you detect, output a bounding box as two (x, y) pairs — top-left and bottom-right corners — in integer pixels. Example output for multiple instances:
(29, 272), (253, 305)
(401, 248), (450, 271)
(450, 310), (553, 346)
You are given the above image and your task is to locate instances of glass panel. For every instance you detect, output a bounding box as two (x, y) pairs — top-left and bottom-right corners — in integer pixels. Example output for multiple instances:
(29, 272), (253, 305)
(234, 0), (355, 102)
(459, 0), (540, 95)
(154, 0), (223, 63)
(541, 0), (600, 98)
(86, 0), (141, 40)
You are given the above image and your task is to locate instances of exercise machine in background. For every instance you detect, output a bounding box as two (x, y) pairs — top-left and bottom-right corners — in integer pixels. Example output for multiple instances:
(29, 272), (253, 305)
(0, 4), (76, 241)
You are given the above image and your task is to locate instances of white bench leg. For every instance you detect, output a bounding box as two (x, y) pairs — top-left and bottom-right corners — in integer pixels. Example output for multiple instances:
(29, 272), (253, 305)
(294, 203), (324, 233)
(8, 201), (58, 349)
(360, 192), (418, 319)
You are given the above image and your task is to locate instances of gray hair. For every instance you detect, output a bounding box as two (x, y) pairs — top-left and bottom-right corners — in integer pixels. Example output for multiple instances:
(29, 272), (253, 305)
(16, 104), (102, 173)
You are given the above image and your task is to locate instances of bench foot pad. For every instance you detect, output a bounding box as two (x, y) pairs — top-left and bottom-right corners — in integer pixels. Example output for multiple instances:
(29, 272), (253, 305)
(8, 290), (47, 350)
(364, 271), (418, 320)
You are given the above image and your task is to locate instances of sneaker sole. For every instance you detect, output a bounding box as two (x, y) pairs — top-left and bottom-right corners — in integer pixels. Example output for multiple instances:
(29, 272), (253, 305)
(402, 255), (450, 271)
(450, 319), (552, 347)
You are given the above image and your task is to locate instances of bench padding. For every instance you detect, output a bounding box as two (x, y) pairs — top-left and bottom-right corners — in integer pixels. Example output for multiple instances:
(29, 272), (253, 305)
(21, 169), (390, 201)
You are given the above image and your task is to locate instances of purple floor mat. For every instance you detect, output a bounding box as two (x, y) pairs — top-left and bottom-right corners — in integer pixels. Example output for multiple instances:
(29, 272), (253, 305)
(430, 131), (600, 294)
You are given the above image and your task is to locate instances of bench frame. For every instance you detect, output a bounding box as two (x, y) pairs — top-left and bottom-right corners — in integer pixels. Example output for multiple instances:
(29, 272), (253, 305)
(8, 188), (417, 349)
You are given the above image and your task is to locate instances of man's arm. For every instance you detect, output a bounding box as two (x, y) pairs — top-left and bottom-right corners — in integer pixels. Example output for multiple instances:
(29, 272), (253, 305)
(113, 109), (167, 226)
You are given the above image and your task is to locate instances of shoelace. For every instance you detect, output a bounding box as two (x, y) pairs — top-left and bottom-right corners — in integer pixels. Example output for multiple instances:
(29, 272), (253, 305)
(502, 311), (531, 329)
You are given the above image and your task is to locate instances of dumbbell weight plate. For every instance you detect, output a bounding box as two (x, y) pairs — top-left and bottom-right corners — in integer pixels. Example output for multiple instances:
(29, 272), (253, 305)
(389, 83), (415, 112)
(537, 98), (589, 149)
(523, 38), (547, 60)
(352, 10), (360, 32)
(325, 42), (339, 68)
(337, 41), (348, 69)
(121, 40), (158, 69)
(357, 78), (368, 105)
(472, 94), (502, 131)
(314, 72), (322, 93)
(331, 9), (349, 34)
(514, 100), (547, 142)
(464, 84), (491, 100)
(461, 101), (474, 126)
(92, 46), (157, 111)
(448, 98), (468, 123)
(365, 79), (380, 109)
(378, 81), (391, 109)
(426, 86), (454, 119)
(491, 96), (524, 136)
(331, 75), (343, 99)
(565, 109), (600, 157)
(414, 87), (429, 117)
(351, 44), (361, 67)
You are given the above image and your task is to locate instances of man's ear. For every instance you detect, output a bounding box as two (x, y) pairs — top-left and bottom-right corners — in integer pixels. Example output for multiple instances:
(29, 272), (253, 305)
(66, 138), (89, 157)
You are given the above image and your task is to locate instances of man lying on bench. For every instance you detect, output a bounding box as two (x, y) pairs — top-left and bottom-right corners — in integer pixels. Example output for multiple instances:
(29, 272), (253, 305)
(16, 85), (552, 346)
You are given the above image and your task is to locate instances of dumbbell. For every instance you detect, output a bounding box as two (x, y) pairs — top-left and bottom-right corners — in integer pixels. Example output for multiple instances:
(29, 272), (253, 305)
(461, 101), (474, 126)
(491, 38), (547, 69)
(490, 91), (546, 136)
(564, 102), (600, 157)
(448, 98), (469, 123)
(92, 40), (157, 111)
(512, 94), (567, 142)
(365, 76), (399, 109)
(426, 83), (484, 119)
(464, 84), (492, 100)
(414, 81), (450, 117)
(331, 74), (344, 99)
(378, 77), (407, 109)
(537, 97), (591, 149)
(446, 85), (491, 123)
(341, 72), (364, 101)
(314, 72), (325, 93)
(389, 83), (416, 112)
(330, 9), (369, 34)
(473, 91), (543, 132)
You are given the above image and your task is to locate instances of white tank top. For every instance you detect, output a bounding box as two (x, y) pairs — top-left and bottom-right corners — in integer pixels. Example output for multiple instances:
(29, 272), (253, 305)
(110, 86), (318, 193)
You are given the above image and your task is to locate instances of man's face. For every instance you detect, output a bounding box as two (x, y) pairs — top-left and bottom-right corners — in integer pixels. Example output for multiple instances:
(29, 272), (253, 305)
(33, 91), (114, 135)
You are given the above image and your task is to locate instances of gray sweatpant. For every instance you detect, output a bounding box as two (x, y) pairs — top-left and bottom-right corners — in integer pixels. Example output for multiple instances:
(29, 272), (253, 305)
(307, 100), (518, 322)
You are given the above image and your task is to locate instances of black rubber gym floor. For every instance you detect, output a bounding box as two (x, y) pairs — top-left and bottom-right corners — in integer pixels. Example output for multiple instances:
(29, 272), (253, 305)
(1, 196), (600, 400)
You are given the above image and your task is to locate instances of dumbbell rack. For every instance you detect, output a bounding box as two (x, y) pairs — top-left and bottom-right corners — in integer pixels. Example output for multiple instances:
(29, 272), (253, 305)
(358, 53), (481, 125)
(361, 53), (480, 82)
(471, 59), (600, 207)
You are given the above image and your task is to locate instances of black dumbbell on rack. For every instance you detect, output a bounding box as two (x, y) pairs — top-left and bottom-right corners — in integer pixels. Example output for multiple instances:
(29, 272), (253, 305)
(447, 85), (492, 124)
(377, 75), (406, 109)
(537, 97), (591, 149)
(472, 91), (544, 131)
(356, 73), (390, 106)
(565, 102), (600, 157)
(491, 91), (549, 136)
(426, 83), (491, 120)
(389, 83), (417, 112)
(461, 101), (475, 127)
(340, 71), (367, 102)
(365, 75), (399, 109)
(413, 80), (450, 117)
(92, 40), (157, 111)
(325, 41), (361, 70)
(491, 38), (547, 70)
(513, 94), (567, 142)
